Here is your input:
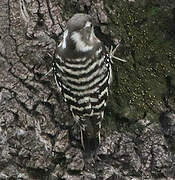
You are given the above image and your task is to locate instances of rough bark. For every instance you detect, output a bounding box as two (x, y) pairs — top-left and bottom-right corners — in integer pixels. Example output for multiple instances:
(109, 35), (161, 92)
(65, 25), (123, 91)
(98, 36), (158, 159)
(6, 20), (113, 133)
(0, 0), (175, 179)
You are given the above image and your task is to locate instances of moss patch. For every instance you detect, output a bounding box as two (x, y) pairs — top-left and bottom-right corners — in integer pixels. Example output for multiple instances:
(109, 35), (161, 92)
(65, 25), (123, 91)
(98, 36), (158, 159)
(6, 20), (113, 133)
(104, 0), (175, 125)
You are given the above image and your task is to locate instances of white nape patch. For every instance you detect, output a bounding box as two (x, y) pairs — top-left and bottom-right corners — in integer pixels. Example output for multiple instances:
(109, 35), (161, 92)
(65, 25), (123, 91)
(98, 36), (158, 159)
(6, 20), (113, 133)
(58, 30), (68, 49)
(89, 27), (95, 42)
(62, 30), (68, 49)
(71, 32), (93, 52)
(84, 21), (91, 28)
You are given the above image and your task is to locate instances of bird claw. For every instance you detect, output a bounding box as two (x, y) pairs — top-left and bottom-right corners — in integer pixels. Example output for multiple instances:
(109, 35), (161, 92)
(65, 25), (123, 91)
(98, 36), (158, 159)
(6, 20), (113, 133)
(112, 55), (127, 62)
(109, 45), (127, 63)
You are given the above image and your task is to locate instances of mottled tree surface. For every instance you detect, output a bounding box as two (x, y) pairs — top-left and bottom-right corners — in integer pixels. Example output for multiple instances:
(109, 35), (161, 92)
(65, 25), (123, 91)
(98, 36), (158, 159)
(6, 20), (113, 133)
(0, 0), (175, 179)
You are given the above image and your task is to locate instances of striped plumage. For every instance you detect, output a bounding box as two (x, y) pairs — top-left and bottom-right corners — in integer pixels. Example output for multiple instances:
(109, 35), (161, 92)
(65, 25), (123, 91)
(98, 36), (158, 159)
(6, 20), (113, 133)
(53, 14), (112, 148)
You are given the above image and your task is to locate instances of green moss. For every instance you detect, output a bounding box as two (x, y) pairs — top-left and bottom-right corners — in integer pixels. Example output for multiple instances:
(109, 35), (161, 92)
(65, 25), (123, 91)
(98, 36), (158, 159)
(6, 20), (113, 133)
(104, 0), (175, 124)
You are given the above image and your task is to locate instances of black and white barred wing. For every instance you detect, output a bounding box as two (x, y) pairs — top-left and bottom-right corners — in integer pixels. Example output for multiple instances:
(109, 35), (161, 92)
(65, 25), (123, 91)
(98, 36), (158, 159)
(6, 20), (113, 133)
(53, 51), (112, 120)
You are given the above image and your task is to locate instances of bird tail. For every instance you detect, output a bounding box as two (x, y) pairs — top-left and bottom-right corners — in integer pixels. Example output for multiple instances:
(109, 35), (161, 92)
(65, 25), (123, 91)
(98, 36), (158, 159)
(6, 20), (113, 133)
(83, 116), (103, 147)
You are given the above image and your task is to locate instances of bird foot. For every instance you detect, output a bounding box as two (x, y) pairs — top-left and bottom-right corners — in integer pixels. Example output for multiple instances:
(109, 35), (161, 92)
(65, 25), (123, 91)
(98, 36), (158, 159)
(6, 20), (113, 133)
(109, 45), (127, 62)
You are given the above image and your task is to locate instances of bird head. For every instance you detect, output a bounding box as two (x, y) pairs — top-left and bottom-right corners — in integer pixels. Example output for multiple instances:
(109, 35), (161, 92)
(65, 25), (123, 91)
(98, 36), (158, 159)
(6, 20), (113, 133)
(58, 13), (101, 56)
(67, 14), (96, 43)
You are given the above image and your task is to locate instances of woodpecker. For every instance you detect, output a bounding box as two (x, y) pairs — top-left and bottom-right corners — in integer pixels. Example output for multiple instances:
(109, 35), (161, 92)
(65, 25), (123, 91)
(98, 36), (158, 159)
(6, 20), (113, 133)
(53, 13), (125, 149)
